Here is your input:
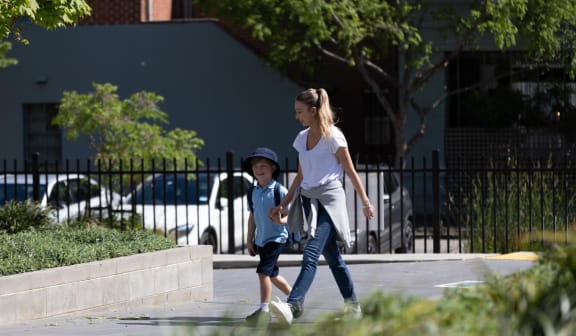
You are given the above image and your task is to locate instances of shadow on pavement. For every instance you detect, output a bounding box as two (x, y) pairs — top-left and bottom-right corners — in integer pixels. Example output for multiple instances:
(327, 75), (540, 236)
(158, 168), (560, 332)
(116, 315), (296, 331)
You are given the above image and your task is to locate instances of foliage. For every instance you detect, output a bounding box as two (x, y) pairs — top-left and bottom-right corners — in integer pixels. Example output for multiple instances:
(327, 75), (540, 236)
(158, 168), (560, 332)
(482, 245), (576, 335)
(0, 225), (175, 276)
(455, 157), (576, 253)
(0, 0), (91, 41)
(194, 0), (576, 167)
(200, 244), (576, 335)
(0, 200), (56, 234)
(0, 40), (17, 68)
(53, 82), (205, 182)
(0, 0), (91, 69)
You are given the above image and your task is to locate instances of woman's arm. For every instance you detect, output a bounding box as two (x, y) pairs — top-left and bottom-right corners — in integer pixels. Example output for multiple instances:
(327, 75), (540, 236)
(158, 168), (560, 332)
(336, 147), (375, 219)
(269, 163), (302, 221)
(281, 163), (302, 208)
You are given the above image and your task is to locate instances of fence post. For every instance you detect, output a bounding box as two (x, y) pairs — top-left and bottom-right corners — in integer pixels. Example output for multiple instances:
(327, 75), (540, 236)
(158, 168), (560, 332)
(226, 151), (235, 254)
(432, 150), (441, 253)
(32, 153), (40, 202)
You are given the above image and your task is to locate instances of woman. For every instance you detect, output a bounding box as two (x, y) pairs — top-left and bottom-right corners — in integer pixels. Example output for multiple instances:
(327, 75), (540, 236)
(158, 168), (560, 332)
(269, 88), (375, 325)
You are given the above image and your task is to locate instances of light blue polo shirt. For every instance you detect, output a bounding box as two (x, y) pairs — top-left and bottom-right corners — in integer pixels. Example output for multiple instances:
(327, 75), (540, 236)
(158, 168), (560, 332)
(251, 180), (289, 247)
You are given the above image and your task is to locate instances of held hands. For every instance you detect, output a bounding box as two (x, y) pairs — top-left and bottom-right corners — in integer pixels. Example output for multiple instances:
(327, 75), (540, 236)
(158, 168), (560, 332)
(268, 205), (288, 224)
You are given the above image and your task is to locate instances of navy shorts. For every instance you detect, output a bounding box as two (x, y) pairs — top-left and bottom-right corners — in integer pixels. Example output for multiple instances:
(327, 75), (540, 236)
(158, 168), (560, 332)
(256, 241), (285, 277)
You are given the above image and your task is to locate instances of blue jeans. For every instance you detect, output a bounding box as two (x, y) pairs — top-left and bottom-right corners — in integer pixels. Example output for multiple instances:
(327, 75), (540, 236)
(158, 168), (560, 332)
(287, 198), (358, 305)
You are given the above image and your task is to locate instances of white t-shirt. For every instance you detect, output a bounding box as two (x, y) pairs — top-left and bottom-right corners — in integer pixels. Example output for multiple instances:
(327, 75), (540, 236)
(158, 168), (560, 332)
(293, 126), (348, 189)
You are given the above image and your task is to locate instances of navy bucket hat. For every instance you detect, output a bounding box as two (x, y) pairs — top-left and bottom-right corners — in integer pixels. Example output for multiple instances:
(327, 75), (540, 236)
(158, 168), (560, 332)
(243, 147), (281, 180)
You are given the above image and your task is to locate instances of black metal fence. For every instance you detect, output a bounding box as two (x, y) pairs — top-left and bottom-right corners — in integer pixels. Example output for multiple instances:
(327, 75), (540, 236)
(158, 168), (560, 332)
(1, 151), (575, 254)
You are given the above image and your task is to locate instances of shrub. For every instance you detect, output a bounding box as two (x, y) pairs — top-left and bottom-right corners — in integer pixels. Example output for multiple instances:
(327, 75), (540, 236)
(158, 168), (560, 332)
(274, 244), (576, 336)
(0, 226), (175, 276)
(0, 200), (55, 234)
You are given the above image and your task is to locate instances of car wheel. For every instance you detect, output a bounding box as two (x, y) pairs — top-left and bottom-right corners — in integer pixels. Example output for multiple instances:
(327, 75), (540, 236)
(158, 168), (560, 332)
(367, 234), (378, 254)
(395, 221), (414, 253)
(200, 230), (218, 254)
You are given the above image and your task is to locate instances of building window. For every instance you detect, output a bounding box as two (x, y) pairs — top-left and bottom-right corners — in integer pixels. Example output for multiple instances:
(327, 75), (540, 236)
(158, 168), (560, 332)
(23, 103), (62, 167)
(364, 116), (392, 145)
(355, 90), (396, 164)
(362, 91), (393, 145)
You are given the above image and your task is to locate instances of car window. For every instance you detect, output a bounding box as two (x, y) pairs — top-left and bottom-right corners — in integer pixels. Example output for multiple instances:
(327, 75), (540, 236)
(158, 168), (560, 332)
(217, 176), (252, 200)
(48, 181), (70, 206)
(133, 174), (209, 205)
(67, 178), (100, 202)
(66, 179), (79, 203)
(383, 173), (399, 195)
(233, 176), (251, 198)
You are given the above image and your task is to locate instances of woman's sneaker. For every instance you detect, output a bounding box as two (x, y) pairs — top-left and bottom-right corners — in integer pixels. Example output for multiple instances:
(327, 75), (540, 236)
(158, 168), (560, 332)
(290, 300), (303, 318)
(343, 302), (362, 319)
(270, 297), (294, 325)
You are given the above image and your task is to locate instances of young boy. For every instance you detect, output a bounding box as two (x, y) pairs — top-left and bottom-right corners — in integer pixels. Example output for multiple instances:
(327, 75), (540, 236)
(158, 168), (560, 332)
(242, 147), (292, 325)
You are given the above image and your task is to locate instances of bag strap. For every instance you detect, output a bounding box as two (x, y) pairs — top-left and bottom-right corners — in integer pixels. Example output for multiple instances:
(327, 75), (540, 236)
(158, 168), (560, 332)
(247, 186), (254, 212)
(248, 182), (281, 212)
(273, 182), (281, 207)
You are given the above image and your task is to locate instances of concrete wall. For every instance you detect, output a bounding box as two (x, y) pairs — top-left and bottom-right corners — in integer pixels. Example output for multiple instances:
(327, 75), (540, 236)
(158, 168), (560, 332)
(0, 21), (303, 163)
(0, 245), (212, 325)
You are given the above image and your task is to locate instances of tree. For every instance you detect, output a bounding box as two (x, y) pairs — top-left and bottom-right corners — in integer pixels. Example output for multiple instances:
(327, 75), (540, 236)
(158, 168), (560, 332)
(0, 41), (16, 68)
(53, 82), (205, 172)
(194, 0), (576, 167)
(0, 0), (91, 68)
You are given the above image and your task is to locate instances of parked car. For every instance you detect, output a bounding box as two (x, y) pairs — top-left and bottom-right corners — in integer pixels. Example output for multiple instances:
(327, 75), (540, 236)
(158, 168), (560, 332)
(119, 172), (255, 253)
(0, 174), (120, 222)
(344, 169), (414, 253)
(284, 168), (414, 254)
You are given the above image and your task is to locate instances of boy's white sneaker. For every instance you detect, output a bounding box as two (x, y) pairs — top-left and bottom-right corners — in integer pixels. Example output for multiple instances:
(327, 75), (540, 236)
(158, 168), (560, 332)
(270, 296), (293, 325)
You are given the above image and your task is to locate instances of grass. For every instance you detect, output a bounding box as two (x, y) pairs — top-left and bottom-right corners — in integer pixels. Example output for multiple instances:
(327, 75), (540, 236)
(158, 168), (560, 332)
(0, 226), (175, 276)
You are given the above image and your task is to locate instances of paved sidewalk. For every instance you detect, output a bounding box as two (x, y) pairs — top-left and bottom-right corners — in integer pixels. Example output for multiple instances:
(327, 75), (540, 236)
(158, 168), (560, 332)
(0, 253), (536, 336)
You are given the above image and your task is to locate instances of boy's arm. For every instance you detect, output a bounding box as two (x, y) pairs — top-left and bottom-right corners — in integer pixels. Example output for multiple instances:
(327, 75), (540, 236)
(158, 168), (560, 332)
(246, 213), (257, 256)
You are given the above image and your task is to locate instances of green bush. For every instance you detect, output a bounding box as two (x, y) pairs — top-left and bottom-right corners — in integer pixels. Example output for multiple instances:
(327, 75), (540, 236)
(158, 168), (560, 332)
(0, 226), (175, 276)
(0, 200), (55, 234)
(198, 244), (576, 336)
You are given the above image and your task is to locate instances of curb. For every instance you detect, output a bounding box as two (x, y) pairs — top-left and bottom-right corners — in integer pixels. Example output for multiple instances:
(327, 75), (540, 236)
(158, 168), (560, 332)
(212, 253), (501, 269)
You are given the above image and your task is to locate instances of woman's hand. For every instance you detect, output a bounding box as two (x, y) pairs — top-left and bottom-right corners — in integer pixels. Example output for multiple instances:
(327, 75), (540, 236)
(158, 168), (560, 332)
(268, 205), (288, 224)
(363, 203), (375, 220)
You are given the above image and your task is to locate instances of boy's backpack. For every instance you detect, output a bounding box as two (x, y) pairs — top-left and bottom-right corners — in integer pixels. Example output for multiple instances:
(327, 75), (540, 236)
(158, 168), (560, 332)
(247, 183), (301, 251)
(247, 183), (281, 213)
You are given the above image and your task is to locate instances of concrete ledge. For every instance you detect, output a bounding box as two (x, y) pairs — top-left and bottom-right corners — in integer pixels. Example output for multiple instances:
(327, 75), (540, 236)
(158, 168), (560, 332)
(212, 253), (499, 269)
(0, 245), (213, 325)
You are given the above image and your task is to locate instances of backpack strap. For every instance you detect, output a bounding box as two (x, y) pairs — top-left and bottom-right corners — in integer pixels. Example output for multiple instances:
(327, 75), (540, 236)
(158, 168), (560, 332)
(247, 186), (254, 212)
(248, 182), (281, 212)
(273, 182), (281, 207)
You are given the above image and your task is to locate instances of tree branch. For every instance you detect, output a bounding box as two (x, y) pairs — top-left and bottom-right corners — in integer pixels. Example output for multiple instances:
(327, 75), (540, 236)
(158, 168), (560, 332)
(404, 66), (526, 155)
(363, 58), (401, 90)
(430, 67), (525, 112)
(316, 43), (351, 64)
(405, 99), (430, 153)
(409, 9), (492, 96)
(355, 55), (396, 121)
